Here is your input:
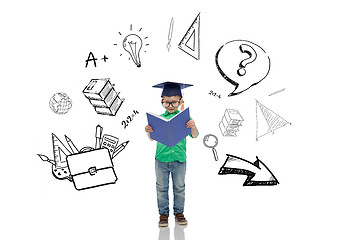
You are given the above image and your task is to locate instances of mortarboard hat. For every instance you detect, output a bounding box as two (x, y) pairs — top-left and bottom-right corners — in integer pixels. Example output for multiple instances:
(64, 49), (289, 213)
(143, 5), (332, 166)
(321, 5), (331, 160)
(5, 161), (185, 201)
(152, 81), (193, 97)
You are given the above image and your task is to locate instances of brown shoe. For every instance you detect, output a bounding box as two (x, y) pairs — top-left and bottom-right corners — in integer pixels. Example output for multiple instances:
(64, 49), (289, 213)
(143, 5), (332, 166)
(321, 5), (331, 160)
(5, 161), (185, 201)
(159, 214), (169, 227)
(175, 213), (187, 225)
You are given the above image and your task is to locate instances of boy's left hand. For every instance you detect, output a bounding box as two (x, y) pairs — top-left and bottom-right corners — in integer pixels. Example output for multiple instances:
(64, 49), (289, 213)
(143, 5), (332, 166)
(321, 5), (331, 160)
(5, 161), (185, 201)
(186, 120), (196, 129)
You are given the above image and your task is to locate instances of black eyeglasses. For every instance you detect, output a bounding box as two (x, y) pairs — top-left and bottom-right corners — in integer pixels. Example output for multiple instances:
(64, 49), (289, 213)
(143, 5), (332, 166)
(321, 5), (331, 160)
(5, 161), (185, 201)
(161, 100), (181, 107)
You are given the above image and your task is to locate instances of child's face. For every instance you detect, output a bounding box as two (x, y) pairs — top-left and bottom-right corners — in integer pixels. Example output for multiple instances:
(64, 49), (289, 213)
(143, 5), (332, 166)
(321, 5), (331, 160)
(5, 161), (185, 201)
(162, 95), (182, 113)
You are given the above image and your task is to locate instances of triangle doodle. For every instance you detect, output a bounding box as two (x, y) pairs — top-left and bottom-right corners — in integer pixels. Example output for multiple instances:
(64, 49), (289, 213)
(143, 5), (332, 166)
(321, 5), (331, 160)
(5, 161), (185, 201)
(186, 30), (195, 51)
(178, 13), (200, 60)
(256, 100), (291, 140)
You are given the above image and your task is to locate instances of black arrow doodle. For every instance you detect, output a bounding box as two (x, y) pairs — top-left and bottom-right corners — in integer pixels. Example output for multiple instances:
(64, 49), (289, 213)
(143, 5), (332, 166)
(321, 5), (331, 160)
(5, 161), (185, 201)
(218, 154), (279, 186)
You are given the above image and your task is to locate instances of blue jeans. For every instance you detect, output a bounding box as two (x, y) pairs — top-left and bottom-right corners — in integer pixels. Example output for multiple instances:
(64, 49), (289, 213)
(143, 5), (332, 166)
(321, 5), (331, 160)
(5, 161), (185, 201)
(155, 159), (186, 216)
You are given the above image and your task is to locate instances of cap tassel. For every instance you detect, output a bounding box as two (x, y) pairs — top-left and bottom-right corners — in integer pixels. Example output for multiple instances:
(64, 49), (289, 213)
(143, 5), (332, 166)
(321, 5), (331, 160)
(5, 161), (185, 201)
(180, 99), (185, 111)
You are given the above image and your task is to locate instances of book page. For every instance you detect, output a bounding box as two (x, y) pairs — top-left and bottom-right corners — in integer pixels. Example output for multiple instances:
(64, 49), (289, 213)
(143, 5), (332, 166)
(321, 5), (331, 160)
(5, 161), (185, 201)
(146, 112), (168, 122)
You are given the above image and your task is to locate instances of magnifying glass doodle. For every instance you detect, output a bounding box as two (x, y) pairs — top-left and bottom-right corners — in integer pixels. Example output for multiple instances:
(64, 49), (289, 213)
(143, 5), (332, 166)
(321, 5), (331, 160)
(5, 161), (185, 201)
(203, 134), (219, 161)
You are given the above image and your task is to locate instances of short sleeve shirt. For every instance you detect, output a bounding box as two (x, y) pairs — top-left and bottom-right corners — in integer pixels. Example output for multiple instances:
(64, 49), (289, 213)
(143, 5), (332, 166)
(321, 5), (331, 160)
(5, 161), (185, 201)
(155, 110), (192, 162)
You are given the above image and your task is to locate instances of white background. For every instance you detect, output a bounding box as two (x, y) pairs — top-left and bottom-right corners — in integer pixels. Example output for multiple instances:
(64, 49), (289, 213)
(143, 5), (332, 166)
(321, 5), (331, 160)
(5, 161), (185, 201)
(1, 0), (354, 239)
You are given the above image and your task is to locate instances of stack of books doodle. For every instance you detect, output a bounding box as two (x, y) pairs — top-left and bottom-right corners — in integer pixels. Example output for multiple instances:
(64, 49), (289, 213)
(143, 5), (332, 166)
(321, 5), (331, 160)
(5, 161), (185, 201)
(83, 78), (124, 116)
(219, 109), (244, 136)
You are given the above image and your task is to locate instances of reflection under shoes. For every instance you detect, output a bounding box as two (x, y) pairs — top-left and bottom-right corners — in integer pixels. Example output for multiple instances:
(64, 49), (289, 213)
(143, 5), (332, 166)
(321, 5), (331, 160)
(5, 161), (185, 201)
(158, 222), (186, 240)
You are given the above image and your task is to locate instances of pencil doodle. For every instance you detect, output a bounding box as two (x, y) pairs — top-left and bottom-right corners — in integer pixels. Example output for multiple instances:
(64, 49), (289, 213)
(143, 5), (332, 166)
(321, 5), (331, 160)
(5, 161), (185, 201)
(83, 78), (125, 116)
(203, 134), (219, 161)
(269, 88), (285, 96)
(218, 154), (279, 186)
(256, 100), (291, 140)
(95, 125), (103, 149)
(113, 24), (149, 67)
(49, 92), (72, 115)
(65, 135), (79, 154)
(112, 140), (129, 159)
(215, 40), (271, 96)
(167, 17), (174, 52)
(219, 109), (243, 137)
(178, 13), (200, 60)
(37, 125), (129, 190)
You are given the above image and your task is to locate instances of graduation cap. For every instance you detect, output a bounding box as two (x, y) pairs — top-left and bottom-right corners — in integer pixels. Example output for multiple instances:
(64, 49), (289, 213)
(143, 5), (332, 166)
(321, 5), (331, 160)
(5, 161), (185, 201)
(152, 81), (193, 97)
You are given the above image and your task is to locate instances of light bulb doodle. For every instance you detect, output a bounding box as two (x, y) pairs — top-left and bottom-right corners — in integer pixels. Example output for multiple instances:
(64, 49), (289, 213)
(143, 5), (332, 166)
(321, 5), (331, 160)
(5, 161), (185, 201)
(114, 24), (149, 68)
(122, 34), (142, 67)
(215, 40), (270, 97)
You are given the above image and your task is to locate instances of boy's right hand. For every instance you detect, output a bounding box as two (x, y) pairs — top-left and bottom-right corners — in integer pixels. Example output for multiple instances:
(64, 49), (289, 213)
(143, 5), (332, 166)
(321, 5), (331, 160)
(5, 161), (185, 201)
(145, 125), (154, 133)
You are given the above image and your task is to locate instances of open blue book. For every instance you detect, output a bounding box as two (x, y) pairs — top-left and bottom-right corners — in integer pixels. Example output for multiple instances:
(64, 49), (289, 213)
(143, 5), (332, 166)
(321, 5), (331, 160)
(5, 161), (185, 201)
(146, 108), (191, 147)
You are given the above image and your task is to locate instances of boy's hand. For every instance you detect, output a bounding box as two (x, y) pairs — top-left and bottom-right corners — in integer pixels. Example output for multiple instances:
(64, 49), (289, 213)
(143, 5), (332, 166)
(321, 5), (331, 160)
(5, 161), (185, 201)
(187, 120), (199, 138)
(186, 120), (196, 129)
(145, 125), (154, 133)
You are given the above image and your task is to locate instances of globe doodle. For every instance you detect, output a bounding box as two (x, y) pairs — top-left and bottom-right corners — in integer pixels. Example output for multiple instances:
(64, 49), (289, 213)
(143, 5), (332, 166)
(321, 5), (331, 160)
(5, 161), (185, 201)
(49, 92), (72, 114)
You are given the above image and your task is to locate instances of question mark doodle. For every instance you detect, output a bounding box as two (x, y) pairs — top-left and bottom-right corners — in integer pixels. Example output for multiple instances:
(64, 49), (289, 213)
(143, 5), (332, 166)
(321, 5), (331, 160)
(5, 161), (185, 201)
(237, 44), (257, 76)
(215, 40), (270, 97)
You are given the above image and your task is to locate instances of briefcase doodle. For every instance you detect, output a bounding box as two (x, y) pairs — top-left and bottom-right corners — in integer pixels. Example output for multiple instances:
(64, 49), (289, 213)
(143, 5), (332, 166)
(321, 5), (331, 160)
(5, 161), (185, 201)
(66, 148), (117, 191)
(38, 125), (129, 190)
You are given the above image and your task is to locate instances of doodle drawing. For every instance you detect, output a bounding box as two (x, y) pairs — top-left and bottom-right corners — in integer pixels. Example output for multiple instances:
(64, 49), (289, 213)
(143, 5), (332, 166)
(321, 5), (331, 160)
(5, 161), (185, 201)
(83, 78), (125, 116)
(219, 109), (243, 137)
(167, 17), (174, 52)
(121, 110), (139, 129)
(215, 40), (271, 96)
(269, 88), (285, 96)
(66, 148), (117, 191)
(85, 52), (97, 67)
(100, 134), (119, 158)
(218, 154), (279, 186)
(49, 92), (72, 115)
(203, 134), (219, 161)
(38, 133), (74, 181)
(114, 24), (149, 67)
(84, 52), (109, 68)
(178, 13), (200, 60)
(256, 100), (291, 140)
(38, 125), (129, 190)
(122, 34), (143, 67)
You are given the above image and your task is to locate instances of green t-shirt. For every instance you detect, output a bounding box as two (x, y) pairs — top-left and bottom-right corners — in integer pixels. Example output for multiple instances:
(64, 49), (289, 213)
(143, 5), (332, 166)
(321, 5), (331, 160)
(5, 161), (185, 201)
(155, 110), (192, 162)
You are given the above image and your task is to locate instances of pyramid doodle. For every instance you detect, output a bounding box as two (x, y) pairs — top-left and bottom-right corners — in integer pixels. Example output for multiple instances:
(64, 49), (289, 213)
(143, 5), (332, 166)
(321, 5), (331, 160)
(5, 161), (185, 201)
(256, 100), (291, 140)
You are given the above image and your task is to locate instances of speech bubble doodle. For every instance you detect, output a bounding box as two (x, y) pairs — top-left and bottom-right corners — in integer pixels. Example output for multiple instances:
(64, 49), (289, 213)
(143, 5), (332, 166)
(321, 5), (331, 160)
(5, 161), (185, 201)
(215, 40), (271, 97)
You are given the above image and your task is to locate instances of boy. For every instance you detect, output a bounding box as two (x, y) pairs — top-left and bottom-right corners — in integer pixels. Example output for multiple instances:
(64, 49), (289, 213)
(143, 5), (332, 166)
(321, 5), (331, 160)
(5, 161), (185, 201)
(145, 82), (199, 227)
